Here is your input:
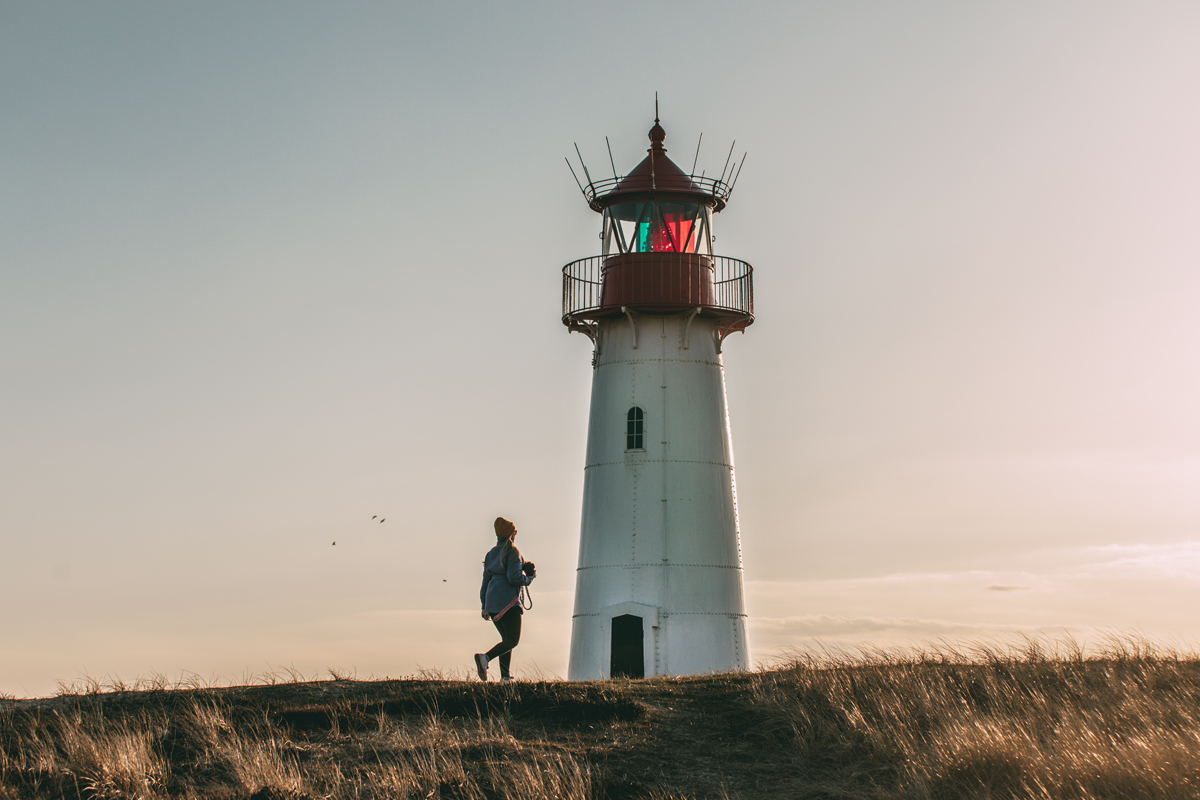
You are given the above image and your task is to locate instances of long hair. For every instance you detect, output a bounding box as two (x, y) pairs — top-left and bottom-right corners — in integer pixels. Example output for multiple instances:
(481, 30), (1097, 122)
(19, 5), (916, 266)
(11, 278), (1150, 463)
(500, 538), (520, 569)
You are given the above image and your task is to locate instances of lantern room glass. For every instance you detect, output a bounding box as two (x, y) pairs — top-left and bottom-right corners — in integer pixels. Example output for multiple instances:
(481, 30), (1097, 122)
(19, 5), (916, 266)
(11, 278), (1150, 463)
(603, 201), (712, 257)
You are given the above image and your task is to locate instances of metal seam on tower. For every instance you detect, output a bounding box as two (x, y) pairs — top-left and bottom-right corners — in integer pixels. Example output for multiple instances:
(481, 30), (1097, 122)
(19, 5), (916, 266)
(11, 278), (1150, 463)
(597, 358), (724, 367)
(576, 563), (744, 570)
(584, 459), (735, 469)
(572, 612), (748, 618)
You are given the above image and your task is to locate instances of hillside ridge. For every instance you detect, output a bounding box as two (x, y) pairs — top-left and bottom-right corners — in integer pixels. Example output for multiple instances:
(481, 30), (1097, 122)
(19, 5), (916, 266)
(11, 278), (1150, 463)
(3, 642), (1199, 799)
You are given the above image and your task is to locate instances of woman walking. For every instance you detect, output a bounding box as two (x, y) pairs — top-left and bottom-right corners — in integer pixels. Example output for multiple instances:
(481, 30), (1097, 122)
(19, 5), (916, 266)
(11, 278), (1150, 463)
(475, 516), (535, 681)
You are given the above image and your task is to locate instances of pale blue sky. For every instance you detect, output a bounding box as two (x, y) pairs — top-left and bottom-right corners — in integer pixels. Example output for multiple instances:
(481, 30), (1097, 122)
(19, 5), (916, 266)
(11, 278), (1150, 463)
(3, 1), (1199, 695)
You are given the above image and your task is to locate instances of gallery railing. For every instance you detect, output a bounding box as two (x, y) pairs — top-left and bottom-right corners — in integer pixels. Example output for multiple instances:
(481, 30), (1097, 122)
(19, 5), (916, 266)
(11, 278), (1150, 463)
(562, 254), (753, 323)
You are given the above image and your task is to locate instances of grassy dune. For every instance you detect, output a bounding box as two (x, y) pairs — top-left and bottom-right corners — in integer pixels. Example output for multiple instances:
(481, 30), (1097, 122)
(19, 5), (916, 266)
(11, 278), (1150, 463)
(2, 640), (1199, 799)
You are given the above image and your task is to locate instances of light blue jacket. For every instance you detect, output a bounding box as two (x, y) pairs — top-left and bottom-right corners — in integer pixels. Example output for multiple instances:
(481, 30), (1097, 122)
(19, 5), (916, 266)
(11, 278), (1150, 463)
(480, 539), (533, 614)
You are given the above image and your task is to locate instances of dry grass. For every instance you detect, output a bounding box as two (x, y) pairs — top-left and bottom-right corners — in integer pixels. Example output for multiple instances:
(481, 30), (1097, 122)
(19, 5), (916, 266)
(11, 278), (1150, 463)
(749, 637), (1200, 798)
(2, 637), (1198, 799)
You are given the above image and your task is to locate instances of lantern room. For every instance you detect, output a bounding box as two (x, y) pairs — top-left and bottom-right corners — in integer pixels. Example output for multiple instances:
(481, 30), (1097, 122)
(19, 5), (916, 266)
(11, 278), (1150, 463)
(562, 118), (753, 328)
(603, 200), (712, 256)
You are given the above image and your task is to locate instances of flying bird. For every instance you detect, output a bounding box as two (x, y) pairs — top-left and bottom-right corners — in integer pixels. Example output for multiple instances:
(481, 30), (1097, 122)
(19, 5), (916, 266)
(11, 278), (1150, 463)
(379, 518), (386, 523)
(332, 541), (337, 546)
(371, 516), (377, 520)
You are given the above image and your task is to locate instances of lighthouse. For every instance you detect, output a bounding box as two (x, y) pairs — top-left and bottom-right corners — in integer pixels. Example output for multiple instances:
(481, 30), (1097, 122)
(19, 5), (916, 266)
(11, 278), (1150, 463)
(563, 116), (753, 680)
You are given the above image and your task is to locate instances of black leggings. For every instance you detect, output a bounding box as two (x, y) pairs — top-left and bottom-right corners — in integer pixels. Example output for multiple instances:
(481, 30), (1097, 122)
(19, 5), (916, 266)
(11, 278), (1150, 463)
(485, 610), (522, 678)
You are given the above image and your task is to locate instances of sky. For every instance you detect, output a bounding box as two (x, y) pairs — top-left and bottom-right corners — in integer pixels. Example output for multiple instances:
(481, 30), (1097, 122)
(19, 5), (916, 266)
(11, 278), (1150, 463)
(3, 1), (1199, 697)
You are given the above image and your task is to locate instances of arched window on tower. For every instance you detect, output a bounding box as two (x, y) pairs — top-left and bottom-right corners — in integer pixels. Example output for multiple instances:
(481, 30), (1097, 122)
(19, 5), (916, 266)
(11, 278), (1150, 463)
(626, 407), (644, 451)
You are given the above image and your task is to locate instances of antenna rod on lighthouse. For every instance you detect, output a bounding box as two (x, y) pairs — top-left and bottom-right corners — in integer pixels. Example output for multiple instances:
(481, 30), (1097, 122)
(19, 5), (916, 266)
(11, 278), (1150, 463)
(720, 140), (737, 185)
(728, 153), (748, 196)
(574, 142), (595, 189)
(691, 133), (703, 176)
(606, 136), (618, 181)
(564, 157), (587, 199)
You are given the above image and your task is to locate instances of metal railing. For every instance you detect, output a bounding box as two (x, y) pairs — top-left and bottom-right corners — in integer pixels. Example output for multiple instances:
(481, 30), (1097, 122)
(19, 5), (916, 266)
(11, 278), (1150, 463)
(562, 254), (753, 323)
(582, 174), (734, 212)
(562, 256), (606, 320)
(710, 255), (754, 317)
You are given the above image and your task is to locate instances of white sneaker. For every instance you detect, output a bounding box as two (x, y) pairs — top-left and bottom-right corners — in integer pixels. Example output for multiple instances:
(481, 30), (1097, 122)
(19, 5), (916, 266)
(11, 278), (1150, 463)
(500, 676), (515, 682)
(474, 653), (489, 681)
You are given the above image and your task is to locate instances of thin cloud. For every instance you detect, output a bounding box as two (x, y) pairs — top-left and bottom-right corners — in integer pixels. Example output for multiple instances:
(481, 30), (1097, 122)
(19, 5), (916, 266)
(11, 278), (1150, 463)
(750, 613), (1037, 638)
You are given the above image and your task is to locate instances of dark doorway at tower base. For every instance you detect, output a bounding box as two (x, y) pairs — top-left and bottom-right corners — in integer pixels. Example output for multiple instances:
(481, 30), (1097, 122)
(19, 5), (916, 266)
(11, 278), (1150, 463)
(611, 614), (644, 678)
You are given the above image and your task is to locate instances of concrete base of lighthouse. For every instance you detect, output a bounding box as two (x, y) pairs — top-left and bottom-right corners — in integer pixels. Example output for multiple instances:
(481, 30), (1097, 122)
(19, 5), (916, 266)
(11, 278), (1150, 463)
(568, 310), (749, 680)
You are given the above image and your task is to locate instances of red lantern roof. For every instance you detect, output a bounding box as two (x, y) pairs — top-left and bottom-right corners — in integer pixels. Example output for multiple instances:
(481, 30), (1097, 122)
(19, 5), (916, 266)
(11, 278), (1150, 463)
(579, 119), (736, 213)
(612, 120), (700, 194)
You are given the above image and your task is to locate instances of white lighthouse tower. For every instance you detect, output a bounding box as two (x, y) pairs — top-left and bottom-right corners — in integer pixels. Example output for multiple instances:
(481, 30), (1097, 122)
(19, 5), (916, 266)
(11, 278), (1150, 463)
(563, 117), (753, 679)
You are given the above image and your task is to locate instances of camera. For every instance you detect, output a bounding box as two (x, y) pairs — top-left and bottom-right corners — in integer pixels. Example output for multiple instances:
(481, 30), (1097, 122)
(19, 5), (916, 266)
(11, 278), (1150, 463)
(522, 561), (536, 577)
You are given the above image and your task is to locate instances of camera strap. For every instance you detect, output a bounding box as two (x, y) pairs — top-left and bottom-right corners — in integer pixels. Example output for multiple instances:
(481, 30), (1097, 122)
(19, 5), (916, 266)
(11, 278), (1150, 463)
(492, 591), (521, 622)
